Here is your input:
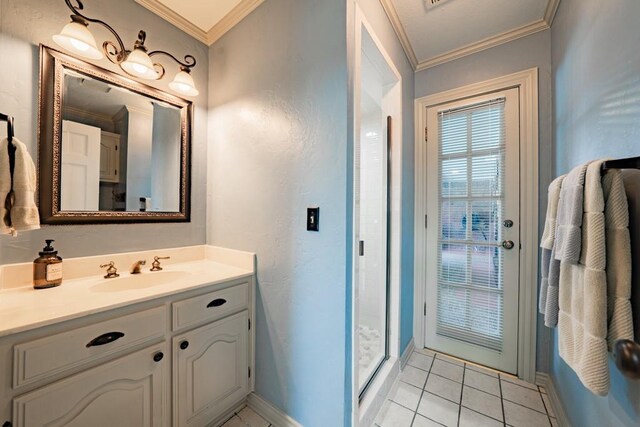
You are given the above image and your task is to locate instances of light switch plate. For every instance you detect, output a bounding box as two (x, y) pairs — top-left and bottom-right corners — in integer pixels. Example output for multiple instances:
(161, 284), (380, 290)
(307, 207), (319, 231)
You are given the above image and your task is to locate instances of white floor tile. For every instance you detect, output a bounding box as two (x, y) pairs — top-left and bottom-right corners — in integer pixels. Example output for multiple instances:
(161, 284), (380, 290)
(222, 415), (246, 427)
(459, 407), (503, 427)
(389, 380), (423, 411)
(376, 400), (415, 427)
(425, 374), (462, 403)
(541, 393), (555, 417)
(503, 400), (552, 427)
(401, 365), (429, 389)
(436, 353), (464, 366)
(500, 374), (539, 390)
(417, 392), (459, 427)
(465, 363), (499, 378)
(462, 386), (503, 421)
(464, 369), (500, 396)
(408, 352), (434, 371)
(415, 348), (436, 357)
(411, 414), (443, 427)
(501, 380), (546, 413)
(431, 359), (464, 383)
(237, 407), (270, 427)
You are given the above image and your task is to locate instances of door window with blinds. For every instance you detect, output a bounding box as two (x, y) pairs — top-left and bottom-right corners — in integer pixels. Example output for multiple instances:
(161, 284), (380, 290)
(425, 89), (520, 373)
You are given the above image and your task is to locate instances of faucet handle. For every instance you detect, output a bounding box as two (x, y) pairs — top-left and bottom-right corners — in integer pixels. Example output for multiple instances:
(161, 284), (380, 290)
(151, 256), (170, 271)
(100, 261), (119, 279)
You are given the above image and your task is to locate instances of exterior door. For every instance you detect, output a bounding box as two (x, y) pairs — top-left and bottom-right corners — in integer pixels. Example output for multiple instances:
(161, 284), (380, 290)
(61, 120), (100, 211)
(424, 88), (520, 373)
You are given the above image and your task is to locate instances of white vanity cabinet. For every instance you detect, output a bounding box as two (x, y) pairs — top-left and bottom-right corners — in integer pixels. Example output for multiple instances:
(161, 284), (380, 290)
(12, 343), (168, 427)
(173, 311), (249, 426)
(0, 276), (254, 427)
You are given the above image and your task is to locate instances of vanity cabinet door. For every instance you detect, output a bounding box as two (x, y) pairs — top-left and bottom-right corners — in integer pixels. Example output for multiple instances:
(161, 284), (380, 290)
(174, 311), (249, 426)
(12, 343), (168, 427)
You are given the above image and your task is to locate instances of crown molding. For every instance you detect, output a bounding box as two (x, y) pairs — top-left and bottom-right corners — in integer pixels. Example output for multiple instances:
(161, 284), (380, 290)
(207, 0), (264, 45)
(415, 18), (549, 71)
(544, 0), (561, 26)
(135, 0), (264, 46)
(378, 0), (418, 69)
(381, 0), (558, 72)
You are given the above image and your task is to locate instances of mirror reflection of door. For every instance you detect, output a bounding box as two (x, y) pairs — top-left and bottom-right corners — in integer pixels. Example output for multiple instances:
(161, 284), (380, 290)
(60, 120), (100, 211)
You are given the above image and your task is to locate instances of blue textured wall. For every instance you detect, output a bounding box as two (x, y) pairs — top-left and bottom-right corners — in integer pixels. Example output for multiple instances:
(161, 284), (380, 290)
(207, 0), (349, 425)
(551, 0), (640, 425)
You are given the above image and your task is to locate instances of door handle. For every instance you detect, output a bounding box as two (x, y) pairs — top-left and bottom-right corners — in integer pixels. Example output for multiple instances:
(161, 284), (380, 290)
(502, 240), (515, 250)
(86, 332), (125, 348)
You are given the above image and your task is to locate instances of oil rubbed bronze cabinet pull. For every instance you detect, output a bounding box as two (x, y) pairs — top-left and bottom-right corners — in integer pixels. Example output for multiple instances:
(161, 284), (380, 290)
(207, 298), (227, 308)
(86, 332), (125, 348)
(180, 341), (189, 350)
(153, 352), (164, 362)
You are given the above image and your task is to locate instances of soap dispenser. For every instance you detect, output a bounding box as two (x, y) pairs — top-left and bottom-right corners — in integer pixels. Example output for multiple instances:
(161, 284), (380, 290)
(33, 240), (63, 289)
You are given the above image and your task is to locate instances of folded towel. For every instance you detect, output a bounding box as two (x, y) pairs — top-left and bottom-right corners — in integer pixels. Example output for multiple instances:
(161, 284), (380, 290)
(602, 169), (634, 350)
(555, 162), (589, 262)
(539, 175), (565, 322)
(0, 137), (39, 236)
(558, 160), (609, 396)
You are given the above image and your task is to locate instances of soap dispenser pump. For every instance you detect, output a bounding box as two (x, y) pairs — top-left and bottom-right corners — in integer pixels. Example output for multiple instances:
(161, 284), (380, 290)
(33, 239), (63, 289)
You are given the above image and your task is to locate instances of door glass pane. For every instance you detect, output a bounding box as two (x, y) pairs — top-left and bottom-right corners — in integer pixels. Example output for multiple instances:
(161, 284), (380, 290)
(436, 99), (506, 352)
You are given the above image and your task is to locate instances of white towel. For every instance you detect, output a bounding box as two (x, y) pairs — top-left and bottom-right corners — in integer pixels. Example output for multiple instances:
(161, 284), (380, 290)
(602, 170), (634, 350)
(539, 175), (565, 322)
(558, 160), (609, 396)
(0, 137), (39, 235)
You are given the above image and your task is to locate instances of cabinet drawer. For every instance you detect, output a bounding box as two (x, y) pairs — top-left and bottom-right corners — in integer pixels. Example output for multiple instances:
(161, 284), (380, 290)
(172, 281), (249, 331)
(13, 306), (165, 388)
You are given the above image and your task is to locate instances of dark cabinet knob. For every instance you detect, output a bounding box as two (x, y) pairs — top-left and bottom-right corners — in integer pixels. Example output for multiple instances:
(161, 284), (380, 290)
(153, 352), (164, 362)
(86, 331), (125, 348)
(180, 340), (189, 350)
(3, 421), (12, 427)
(207, 298), (227, 308)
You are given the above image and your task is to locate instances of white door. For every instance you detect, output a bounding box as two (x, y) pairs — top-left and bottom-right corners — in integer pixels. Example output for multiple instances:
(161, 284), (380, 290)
(425, 89), (520, 373)
(61, 120), (100, 211)
(173, 311), (249, 426)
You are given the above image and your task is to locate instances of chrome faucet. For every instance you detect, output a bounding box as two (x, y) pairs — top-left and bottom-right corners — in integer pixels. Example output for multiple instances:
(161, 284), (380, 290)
(130, 260), (146, 274)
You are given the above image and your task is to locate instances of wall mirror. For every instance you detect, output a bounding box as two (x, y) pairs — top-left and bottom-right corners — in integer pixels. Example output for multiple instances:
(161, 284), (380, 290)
(38, 45), (191, 224)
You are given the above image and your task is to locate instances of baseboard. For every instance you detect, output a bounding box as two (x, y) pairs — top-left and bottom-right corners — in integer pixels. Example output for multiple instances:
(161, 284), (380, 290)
(400, 338), (415, 369)
(247, 392), (302, 427)
(535, 372), (571, 427)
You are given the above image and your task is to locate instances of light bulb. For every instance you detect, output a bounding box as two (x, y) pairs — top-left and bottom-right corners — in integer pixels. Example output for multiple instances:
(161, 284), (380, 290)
(53, 20), (103, 60)
(121, 47), (158, 80)
(169, 69), (199, 96)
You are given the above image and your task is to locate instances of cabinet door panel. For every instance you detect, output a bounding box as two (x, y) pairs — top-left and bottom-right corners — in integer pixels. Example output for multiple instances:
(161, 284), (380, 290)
(174, 311), (249, 426)
(13, 343), (167, 427)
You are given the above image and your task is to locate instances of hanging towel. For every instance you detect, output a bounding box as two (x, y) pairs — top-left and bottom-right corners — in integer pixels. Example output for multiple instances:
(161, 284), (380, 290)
(602, 170), (634, 350)
(558, 160), (609, 396)
(539, 175), (565, 323)
(0, 137), (39, 235)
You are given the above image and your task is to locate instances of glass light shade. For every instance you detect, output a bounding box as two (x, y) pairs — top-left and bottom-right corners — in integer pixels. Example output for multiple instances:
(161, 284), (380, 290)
(121, 47), (158, 80)
(169, 70), (199, 96)
(53, 21), (103, 60)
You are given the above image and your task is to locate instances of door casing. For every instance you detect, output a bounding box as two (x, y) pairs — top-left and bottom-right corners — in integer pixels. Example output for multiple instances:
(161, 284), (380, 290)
(413, 68), (539, 381)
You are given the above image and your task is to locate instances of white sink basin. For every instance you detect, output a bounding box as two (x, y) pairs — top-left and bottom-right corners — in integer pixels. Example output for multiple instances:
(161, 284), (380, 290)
(90, 271), (190, 292)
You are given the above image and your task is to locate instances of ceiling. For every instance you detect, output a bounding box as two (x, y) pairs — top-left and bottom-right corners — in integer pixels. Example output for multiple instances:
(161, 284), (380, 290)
(135, 0), (264, 45)
(381, 0), (560, 71)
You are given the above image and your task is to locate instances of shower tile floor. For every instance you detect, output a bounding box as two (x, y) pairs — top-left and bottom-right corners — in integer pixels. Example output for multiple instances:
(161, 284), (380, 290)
(374, 349), (558, 427)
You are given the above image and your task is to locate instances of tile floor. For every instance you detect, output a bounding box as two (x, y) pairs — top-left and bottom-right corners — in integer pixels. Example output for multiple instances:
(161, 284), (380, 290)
(375, 349), (559, 427)
(221, 406), (271, 427)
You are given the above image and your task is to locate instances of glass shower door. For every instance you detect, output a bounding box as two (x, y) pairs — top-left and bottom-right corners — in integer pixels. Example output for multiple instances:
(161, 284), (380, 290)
(356, 51), (390, 394)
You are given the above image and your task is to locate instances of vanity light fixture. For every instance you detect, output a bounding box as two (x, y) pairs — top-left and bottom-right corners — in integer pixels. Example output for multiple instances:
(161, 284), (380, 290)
(53, 0), (198, 96)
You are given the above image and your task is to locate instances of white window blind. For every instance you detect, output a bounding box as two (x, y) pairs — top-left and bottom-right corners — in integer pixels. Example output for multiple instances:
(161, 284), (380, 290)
(436, 98), (506, 352)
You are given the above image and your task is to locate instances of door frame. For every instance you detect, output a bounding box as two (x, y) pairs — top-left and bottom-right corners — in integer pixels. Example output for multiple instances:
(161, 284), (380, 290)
(413, 68), (539, 382)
